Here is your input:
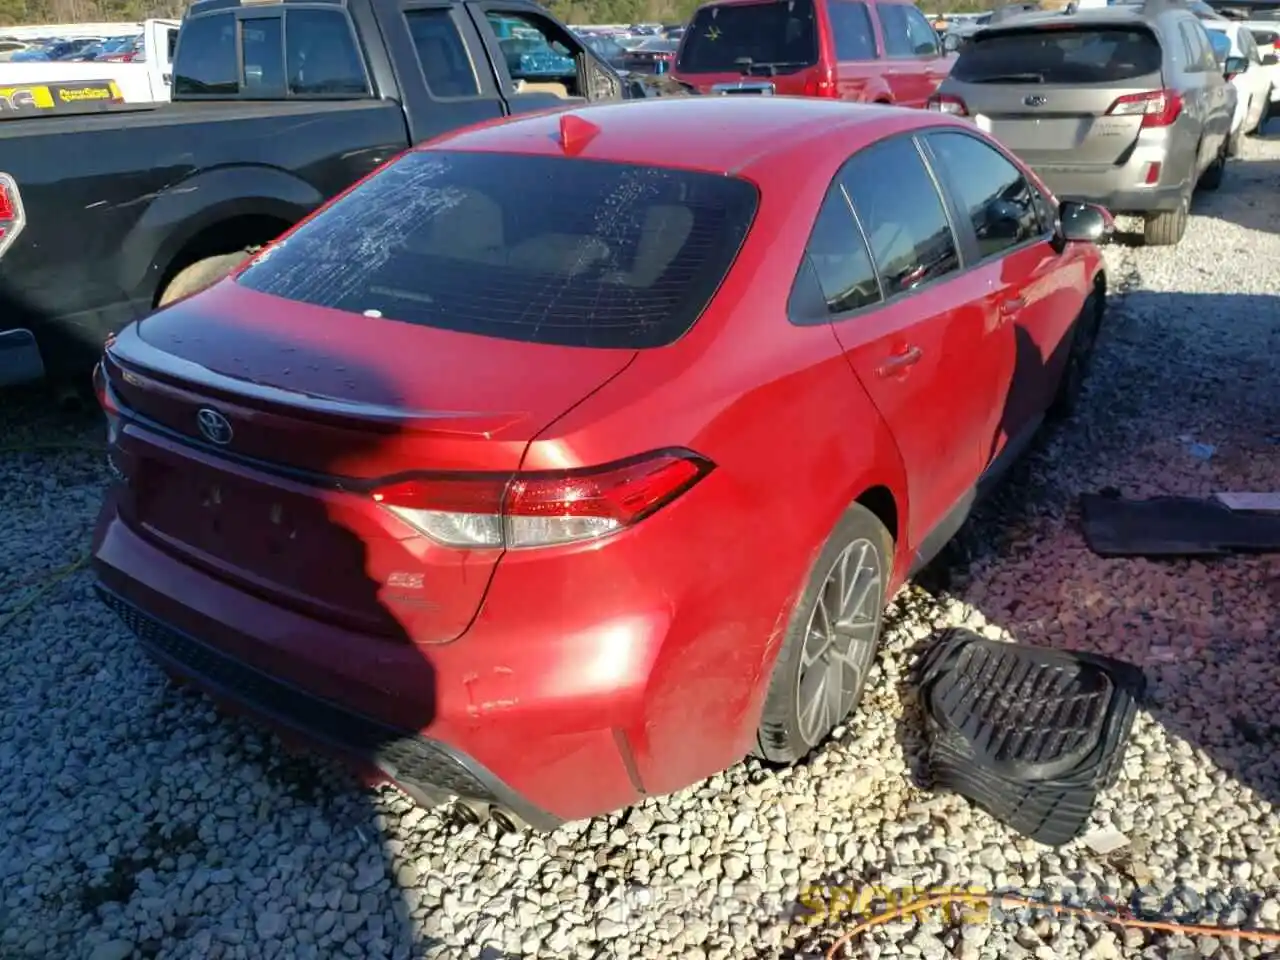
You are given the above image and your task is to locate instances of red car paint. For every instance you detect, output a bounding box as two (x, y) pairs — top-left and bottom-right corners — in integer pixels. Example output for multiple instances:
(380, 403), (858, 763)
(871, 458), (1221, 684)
(671, 0), (955, 106)
(92, 97), (1105, 825)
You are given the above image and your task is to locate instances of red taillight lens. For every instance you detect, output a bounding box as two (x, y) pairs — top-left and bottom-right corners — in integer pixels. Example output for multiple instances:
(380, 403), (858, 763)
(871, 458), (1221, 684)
(1105, 89), (1182, 128)
(0, 172), (25, 259)
(927, 93), (968, 116)
(802, 64), (837, 98)
(372, 450), (714, 549)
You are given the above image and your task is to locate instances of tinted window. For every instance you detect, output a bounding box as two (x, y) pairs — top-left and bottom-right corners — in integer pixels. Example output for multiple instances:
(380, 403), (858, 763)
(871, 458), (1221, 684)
(1204, 27), (1232, 62)
(166, 28), (178, 62)
(173, 14), (238, 95)
(878, 4), (938, 58)
(840, 138), (959, 297)
(927, 132), (1043, 259)
(406, 9), (481, 97)
(242, 18), (284, 93)
(952, 27), (1162, 83)
(1251, 29), (1278, 48)
(903, 6), (941, 56)
(236, 151), (760, 350)
(285, 8), (368, 95)
(678, 0), (819, 73)
(831, 0), (877, 60)
(805, 188), (880, 314)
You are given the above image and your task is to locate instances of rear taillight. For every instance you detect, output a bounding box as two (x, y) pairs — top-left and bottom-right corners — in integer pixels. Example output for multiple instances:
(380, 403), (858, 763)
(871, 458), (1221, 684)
(371, 450), (714, 549)
(0, 172), (25, 259)
(1105, 89), (1182, 128)
(927, 93), (968, 116)
(802, 64), (837, 98)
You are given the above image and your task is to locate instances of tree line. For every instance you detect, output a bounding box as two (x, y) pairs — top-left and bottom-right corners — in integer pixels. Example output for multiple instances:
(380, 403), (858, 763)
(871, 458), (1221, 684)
(2, 0), (994, 29)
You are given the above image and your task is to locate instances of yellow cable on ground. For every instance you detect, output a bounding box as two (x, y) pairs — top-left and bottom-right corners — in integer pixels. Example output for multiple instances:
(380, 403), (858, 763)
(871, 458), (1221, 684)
(0, 553), (90, 636)
(824, 892), (1280, 958)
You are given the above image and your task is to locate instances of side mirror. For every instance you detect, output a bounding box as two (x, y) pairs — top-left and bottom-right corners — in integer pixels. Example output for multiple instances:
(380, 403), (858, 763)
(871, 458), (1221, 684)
(1058, 200), (1113, 243)
(1262, 53), (1278, 66)
(1224, 55), (1249, 77)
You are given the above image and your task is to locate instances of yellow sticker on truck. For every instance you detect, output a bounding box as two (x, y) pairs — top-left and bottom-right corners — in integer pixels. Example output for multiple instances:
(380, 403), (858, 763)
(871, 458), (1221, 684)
(0, 80), (125, 116)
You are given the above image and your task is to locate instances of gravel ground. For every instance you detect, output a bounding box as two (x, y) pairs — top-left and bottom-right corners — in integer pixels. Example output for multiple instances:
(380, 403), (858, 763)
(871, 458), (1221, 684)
(3, 132), (1280, 960)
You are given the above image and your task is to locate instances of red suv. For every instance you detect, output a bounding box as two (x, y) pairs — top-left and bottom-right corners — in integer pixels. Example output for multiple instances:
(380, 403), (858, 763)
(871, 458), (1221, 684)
(92, 98), (1110, 830)
(671, 0), (954, 106)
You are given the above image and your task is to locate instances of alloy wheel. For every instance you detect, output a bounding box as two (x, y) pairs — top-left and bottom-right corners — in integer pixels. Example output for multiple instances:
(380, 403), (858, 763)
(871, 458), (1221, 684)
(794, 537), (883, 746)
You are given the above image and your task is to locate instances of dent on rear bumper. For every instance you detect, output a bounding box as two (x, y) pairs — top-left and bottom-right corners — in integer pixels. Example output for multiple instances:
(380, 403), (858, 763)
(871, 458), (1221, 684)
(92, 505), (653, 822)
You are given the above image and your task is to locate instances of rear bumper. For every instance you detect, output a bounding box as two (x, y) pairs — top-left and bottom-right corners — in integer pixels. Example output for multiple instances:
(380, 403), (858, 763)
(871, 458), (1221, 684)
(96, 583), (564, 830)
(1033, 167), (1188, 215)
(91, 501), (659, 824)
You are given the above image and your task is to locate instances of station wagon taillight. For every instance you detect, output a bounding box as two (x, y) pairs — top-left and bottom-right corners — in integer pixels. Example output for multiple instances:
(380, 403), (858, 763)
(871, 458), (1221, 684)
(927, 93), (968, 116)
(371, 450), (714, 549)
(1105, 89), (1182, 128)
(0, 172), (25, 259)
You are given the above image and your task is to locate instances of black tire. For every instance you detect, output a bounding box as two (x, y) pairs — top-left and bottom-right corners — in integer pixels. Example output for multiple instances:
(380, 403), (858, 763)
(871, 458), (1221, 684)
(1143, 194), (1188, 246)
(1199, 137), (1228, 190)
(1048, 286), (1105, 422)
(157, 251), (253, 307)
(753, 503), (893, 764)
(1225, 123), (1244, 157)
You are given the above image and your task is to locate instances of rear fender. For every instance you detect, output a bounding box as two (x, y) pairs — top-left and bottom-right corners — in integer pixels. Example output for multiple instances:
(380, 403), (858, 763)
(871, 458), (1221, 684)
(117, 164), (323, 303)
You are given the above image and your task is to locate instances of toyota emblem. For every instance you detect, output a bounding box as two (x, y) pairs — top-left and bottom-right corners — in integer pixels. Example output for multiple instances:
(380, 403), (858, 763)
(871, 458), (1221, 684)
(196, 408), (234, 445)
(1024, 94), (1047, 107)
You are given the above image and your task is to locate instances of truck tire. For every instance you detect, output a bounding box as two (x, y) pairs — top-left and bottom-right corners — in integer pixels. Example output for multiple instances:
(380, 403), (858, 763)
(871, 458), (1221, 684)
(753, 502), (893, 765)
(1143, 195), (1188, 247)
(157, 251), (253, 307)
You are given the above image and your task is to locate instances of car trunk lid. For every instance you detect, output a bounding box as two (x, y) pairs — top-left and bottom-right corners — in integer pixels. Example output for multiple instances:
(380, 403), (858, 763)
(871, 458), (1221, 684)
(101, 282), (636, 642)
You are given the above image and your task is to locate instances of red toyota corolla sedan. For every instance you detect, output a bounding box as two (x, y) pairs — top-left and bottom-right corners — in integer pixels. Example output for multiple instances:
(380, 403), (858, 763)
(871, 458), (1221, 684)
(91, 97), (1111, 831)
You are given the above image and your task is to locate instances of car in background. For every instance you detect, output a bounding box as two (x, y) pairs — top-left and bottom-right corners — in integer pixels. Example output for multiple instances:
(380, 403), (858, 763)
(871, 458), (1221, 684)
(9, 36), (102, 61)
(92, 96), (1111, 828)
(671, 0), (953, 105)
(622, 37), (678, 73)
(929, 3), (1235, 247)
(68, 35), (139, 61)
(1203, 20), (1272, 137)
(0, 40), (30, 61)
(584, 33), (630, 71)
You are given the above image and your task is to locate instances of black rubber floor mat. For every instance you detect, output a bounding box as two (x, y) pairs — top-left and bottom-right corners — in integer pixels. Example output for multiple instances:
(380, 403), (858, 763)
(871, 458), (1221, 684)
(913, 630), (1146, 847)
(1079, 493), (1280, 557)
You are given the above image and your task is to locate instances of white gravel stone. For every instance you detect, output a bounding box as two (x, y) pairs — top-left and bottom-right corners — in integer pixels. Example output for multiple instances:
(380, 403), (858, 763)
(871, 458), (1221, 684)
(3, 131), (1280, 960)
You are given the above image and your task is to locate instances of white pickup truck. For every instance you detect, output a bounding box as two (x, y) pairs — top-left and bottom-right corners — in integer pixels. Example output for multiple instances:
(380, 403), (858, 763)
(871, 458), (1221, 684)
(0, 19), (179, 102)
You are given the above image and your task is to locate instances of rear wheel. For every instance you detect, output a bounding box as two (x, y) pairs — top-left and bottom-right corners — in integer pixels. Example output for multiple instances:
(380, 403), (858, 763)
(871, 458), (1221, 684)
(753, 503), (892, 764)
(1143, 192), (1189, 246)
(157, 250), (254, 307)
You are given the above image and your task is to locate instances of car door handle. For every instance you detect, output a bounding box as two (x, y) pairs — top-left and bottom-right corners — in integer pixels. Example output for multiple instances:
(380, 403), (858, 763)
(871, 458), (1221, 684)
(999, 296), (1026, 316)
(876, 345), (923, 377)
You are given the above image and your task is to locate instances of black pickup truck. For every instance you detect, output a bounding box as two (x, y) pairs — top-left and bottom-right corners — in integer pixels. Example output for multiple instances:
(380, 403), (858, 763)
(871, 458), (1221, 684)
(0, 0), (684, 389)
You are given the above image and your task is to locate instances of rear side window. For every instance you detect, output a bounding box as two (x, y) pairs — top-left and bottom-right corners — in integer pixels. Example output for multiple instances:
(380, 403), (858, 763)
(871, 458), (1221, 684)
(951, 27), (1163, 84)
(926, 132), (1044, 260)
(236, 151), (760, 350)
(839, 137), (959, 298)
(830, 0), (877, 60)
(678, 0), (819, 73)
(406, 9), (481, 97)
(173, 14), (238, 95)
(804, 187), (881, 314)
(286, 8), (369, 95)
(878, 4), (940, 58)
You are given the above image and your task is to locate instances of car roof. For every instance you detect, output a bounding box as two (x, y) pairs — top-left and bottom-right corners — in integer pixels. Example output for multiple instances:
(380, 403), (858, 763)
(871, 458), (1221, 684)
(978, 6), (1174, 32)
(421, 97), (951, 177)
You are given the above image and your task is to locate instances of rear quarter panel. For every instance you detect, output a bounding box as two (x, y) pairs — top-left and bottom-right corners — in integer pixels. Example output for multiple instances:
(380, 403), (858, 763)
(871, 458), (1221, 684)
(506, 156), (910, 792)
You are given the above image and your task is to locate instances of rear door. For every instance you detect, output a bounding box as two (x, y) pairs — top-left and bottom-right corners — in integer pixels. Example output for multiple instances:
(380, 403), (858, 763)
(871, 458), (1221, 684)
(945, 24), (1167, 168)
(921, 128), (1075, 460)
(830, 0), (884, 100)
(806, 134), (996, 551)
(875, 1), (947, 106)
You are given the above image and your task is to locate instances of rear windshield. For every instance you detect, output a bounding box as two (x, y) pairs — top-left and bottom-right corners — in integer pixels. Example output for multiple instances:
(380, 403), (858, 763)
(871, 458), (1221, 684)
(1252, 28), (1279, 45)
(236, 150), (759, 350)
(952, 27), (1163, 84)
(677, 0), (819, 73)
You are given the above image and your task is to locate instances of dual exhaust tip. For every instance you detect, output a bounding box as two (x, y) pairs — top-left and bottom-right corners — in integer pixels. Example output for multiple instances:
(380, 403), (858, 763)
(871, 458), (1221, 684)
(450, 798), (525, 834)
